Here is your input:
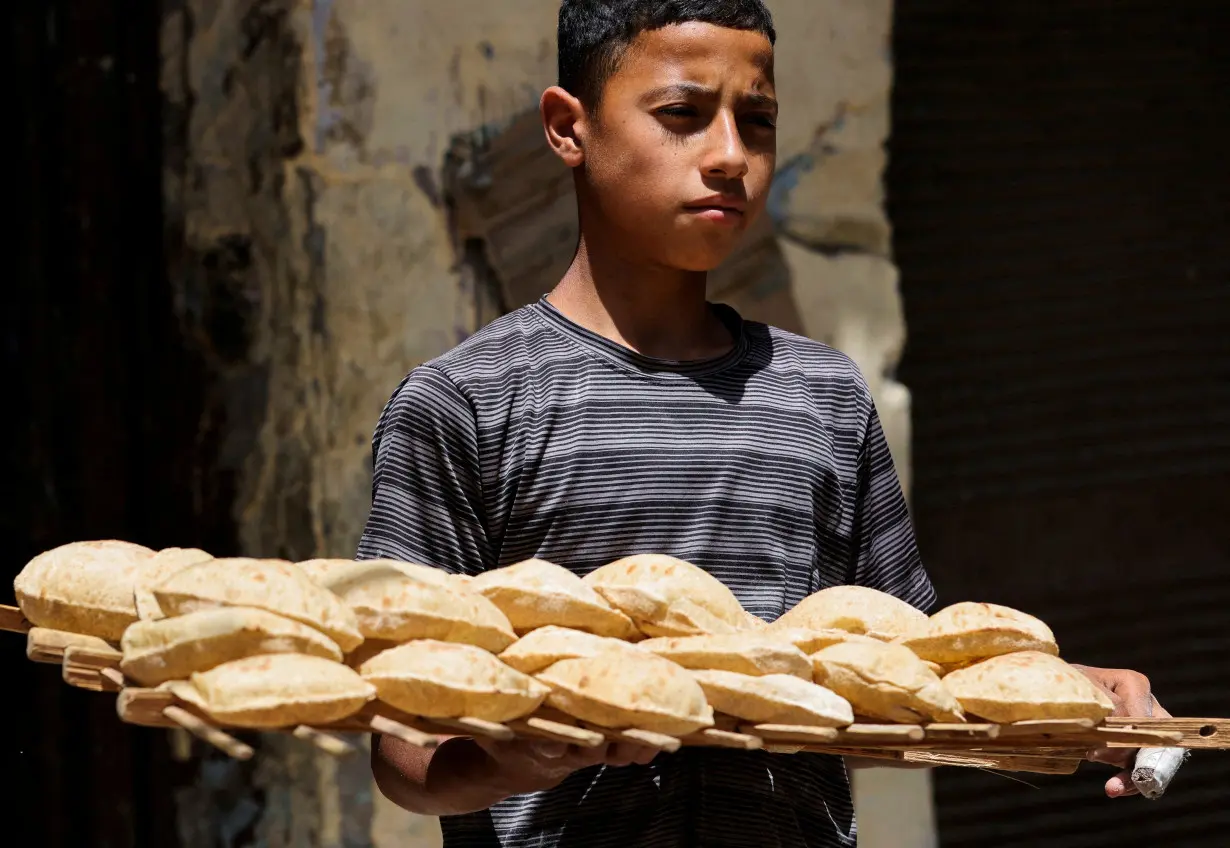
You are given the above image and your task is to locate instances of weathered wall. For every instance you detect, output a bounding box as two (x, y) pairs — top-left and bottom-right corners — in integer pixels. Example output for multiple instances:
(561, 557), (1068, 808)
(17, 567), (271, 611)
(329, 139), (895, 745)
(164, 1), (929, 845)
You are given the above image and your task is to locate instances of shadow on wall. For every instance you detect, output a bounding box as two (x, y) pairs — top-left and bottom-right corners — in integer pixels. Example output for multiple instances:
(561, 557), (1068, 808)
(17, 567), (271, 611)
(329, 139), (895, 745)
(441, 110), (808, 334)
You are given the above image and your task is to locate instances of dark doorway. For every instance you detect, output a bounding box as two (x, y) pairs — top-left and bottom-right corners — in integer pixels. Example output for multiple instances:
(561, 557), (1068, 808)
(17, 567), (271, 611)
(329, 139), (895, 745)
(891, 1), (1230, 844)
(5, 3), (228, 844)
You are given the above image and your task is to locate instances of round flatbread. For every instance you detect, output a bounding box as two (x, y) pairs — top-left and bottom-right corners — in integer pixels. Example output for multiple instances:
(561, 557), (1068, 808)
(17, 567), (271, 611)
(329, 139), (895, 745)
(898, 602), (1058, 665)
(811, 640), (964, 723)
(773, 586), (927, 641)
(499, 626), (643, 675)
(152, 558), (364, 652)
(134, 548), (214, 621)
(469, 559), (639, 639)
(639, 634), (812, 679)
(296, 559), (514, 652)
(942, 651), (1116, 723)
(536, 651), (714, 735)
(166, 653), (374, 728)
(120, 607), (343, 686)
(582, 555), (748, 637)
(691, 670), (854, 727)
(360, 640), (548, 722)
(14, 540), (156, 639)
(761, 625), (880, 655)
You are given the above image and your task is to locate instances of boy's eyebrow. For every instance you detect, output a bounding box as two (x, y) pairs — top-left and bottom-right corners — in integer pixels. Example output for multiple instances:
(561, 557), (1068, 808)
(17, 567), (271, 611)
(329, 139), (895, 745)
(640, 83), (778, 111)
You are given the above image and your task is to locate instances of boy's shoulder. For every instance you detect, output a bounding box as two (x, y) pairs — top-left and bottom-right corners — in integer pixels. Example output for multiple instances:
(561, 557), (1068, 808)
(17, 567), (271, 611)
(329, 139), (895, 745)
(743, 315), (872, 395)
(421, 304), (549, 382)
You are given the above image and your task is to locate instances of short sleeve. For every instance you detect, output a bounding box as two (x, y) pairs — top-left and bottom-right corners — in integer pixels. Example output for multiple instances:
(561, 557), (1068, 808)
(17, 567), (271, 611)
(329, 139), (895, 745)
(355, 366), (493, 575)
(847, 390), (937, 613)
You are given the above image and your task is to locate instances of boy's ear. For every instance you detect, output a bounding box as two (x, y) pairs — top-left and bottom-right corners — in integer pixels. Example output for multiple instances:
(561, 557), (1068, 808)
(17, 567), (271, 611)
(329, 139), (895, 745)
(541, 86), (587, 167)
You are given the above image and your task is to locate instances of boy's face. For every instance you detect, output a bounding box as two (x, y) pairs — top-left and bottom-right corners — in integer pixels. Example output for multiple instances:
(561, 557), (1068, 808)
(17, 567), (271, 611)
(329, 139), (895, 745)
(581, 23), (776, 271)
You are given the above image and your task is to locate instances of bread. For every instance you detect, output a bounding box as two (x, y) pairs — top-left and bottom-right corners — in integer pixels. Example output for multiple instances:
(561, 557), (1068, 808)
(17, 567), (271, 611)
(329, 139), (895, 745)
(773, 586), (927, 642)
(639, 634), (812, 679)
(469, 559), (639, 639)
(536, 651), (714, 735)
(760, 625), (880, 655)
(151, 558), (364, 652)
(690, 669), (854, 727)
(296, 559), (514, 652)
(166, 653), (374, 728)
(134, 547), (214, 620)
(14, 540), (156, 639)
(582, 555), (747, 637)
(120, 607), (343, 686)
(811, 640), (964, 723)
(942, 651), (1116, 723)
(359, 640), (548, 722)
(898, 602), (1058, 665)
(499, 625), (643, 674)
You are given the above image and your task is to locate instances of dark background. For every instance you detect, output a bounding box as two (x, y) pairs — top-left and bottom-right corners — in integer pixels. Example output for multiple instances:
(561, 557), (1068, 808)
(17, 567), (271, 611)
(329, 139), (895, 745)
(892, 0), (1230, 844)
(5, 0), (1229, 845)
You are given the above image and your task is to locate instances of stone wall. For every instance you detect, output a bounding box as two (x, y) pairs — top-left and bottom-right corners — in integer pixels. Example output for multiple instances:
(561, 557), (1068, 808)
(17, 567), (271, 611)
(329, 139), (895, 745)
(163, 1), (929, 845)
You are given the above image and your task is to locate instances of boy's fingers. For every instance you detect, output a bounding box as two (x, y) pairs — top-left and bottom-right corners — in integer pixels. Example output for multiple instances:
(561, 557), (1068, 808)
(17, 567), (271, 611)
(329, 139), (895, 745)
(1106, 770), (1141, 798)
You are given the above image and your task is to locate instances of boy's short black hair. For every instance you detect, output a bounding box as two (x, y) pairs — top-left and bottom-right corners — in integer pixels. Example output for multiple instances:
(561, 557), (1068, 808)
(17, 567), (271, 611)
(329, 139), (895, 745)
(558, 0), (776, 109)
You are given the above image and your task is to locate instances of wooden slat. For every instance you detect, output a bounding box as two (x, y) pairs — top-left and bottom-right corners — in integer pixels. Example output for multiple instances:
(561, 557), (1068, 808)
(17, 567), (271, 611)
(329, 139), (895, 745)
(26, 628), (118, 664)
(63, 663), (121, 693)
(63, 644), (123, 670)
(1103, 716), (1230, 749)
(425, 717), (515, 741)
(923, 723), (1000, 741)
(163, 706), (253, 760)
(680, 728), (763, 750)
(837, 724), (927, 744)
(742, 724), (839, 744)
(583, 725), (681, 752)
(1002, 718), (1095, 735)
(0, 604), (31, 634)
(365, 715), (440, 750)
(293, 726), (356, 757)
(117, 687), (177, 727)
(1092, 726), (1184, 746)
(902, 749), (1083, 775)
(506, 716), (606, 748)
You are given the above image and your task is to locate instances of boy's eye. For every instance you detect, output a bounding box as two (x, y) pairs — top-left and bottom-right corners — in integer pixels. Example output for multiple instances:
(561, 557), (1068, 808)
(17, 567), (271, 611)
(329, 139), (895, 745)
(656, 105), (699, 118)
(744, 113), (777, 129)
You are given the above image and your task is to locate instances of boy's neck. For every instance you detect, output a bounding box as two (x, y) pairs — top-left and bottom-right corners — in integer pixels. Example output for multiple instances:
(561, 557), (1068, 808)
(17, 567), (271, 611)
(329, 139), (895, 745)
(546, 234), (734, 362)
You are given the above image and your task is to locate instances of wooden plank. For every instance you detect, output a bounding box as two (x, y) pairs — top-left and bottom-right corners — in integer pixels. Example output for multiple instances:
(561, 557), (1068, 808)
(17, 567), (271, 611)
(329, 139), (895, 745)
(837, 724), (926, 744)
(63, 663), (122, 693)
(680, 728), (763, 750)
(425, 717), (515, 741)
(1103, 717), (1230, 749)
(293, 726), (356, 757)
(26, 628), (118, 664)
(0, 604), (31, 634)
(742, 724), (839, 744)
(164, 706), (254, 760)
(1092, 726), (1184, 747)
(366, 716), (439, 750)
(902, 750), (1083, 775)
(923, 723), (1000, 741)
(506, 716), (606, 748)
(998, 719), (1095, 738)
(63, 644), (123, 670)
(117, 687), (177, 727)
(581, 725), (681, 752)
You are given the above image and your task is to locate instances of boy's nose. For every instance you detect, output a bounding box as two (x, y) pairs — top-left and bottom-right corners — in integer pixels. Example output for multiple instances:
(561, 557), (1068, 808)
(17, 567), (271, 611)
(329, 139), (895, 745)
(702, 113), (749, 180)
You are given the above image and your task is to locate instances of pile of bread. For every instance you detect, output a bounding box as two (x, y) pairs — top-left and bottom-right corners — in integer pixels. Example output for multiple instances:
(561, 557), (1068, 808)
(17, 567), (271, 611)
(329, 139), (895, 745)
(13, 541), (1116, 736)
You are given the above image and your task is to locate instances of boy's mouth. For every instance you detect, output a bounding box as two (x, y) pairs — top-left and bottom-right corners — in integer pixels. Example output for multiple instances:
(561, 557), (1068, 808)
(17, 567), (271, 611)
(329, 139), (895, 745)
(683, 194), (746, 224)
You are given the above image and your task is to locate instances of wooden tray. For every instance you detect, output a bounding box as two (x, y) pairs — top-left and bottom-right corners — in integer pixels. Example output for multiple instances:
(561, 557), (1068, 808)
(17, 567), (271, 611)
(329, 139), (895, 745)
(6, 605), (1228, 772)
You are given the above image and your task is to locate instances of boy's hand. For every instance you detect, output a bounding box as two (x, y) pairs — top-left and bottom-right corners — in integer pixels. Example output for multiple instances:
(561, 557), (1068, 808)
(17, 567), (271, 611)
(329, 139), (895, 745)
(1071, 664), (1168, 798)
(472, 738), (659, 795)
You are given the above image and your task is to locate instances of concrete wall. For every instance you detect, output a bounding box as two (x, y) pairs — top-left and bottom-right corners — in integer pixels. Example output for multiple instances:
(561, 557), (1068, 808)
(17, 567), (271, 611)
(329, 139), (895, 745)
(164, 1), (931, 844)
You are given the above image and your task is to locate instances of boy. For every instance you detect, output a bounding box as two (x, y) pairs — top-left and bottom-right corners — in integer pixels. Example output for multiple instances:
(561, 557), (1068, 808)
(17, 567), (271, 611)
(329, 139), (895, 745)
(360, 2), (1163, 845)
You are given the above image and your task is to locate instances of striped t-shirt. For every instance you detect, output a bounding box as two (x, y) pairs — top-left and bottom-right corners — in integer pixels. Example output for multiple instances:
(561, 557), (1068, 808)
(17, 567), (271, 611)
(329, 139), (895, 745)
(357, 298), (935, 848)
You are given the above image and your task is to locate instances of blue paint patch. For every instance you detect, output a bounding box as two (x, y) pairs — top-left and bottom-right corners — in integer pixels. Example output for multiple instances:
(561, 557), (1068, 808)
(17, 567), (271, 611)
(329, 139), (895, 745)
(313, 0), (343, 153)
(767, 152), (816, 225)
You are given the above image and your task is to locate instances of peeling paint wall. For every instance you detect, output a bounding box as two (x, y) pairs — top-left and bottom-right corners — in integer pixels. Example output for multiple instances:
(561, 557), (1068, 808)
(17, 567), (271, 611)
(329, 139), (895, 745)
(164, 1), (928, 845)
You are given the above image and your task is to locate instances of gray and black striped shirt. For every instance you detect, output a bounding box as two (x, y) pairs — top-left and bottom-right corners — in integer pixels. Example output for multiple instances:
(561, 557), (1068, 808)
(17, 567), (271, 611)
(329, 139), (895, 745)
(358, 298), (935, 848)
